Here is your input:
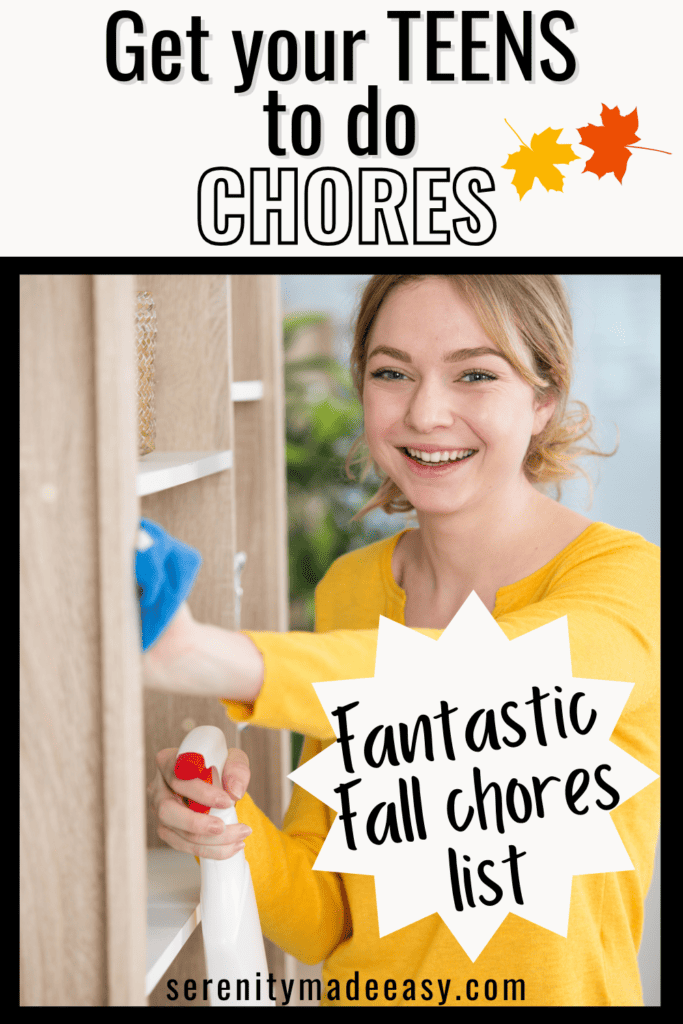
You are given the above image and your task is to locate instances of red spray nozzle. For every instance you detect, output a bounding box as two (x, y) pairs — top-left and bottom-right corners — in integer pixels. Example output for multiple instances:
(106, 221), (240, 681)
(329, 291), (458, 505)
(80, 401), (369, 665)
(174, 750), (213, 813)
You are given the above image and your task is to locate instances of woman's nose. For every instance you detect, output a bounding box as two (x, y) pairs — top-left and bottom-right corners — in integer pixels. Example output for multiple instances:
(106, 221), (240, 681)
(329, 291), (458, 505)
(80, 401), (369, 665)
(404, 378), (458, 432)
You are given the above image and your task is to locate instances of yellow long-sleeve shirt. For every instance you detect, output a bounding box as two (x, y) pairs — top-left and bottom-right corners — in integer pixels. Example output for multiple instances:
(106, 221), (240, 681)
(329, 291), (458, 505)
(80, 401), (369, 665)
(222, 521), (659, 1006)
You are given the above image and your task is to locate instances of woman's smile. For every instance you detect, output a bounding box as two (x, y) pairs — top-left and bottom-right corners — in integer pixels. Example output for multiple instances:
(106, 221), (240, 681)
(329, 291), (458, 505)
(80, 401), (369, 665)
(398, 446), (478, 476)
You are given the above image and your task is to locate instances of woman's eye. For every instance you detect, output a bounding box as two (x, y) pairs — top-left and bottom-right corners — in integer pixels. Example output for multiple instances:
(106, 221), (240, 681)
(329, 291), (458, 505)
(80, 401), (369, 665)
(461, 370), (496, 382)
(370, 369), (407, 380)
(370, 368), (496, 383)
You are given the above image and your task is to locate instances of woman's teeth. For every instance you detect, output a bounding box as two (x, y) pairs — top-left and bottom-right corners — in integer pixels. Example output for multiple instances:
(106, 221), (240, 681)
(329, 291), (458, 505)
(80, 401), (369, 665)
(405, 447), (476, 465)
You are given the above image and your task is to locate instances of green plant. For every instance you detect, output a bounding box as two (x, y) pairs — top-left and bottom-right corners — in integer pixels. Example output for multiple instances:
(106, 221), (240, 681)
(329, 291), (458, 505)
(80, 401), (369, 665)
(284, 312), (392, 771)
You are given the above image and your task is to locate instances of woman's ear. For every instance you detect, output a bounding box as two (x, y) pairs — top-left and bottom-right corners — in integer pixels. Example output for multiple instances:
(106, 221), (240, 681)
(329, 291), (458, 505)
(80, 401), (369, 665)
(531, 394), (557, 437)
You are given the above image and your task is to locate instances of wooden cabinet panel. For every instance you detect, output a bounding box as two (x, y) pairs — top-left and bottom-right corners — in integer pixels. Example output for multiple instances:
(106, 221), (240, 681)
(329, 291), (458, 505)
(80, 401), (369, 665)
(21, 275), (289, 1005)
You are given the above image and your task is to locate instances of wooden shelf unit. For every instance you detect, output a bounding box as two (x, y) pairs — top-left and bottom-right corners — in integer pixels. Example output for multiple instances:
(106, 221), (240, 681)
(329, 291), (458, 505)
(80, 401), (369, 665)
(20, 275), (291, 1006)
(136, 450), (233, 496)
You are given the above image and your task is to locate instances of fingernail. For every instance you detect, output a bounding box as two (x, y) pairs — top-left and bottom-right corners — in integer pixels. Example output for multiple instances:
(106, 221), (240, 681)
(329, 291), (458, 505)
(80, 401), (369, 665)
(239, 825), (252, 837)
(229, 777), (245, 799)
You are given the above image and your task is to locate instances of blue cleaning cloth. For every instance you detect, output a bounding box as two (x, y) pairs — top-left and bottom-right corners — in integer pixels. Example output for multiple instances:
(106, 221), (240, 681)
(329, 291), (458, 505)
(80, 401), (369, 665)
(136, 518), (202, 652)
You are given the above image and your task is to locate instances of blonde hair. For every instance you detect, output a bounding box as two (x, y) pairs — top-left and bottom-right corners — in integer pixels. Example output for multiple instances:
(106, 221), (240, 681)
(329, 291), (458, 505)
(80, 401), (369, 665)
(344, 274), (618, 521)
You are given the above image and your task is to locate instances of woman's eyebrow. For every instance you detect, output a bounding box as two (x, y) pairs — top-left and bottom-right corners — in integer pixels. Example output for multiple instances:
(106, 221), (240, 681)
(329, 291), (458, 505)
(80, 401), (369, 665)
(367, 344), (513, 366)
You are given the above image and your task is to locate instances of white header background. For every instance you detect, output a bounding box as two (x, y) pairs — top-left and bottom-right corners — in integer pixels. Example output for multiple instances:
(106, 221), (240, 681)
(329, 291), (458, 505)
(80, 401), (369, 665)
(4, 0), (681, 255)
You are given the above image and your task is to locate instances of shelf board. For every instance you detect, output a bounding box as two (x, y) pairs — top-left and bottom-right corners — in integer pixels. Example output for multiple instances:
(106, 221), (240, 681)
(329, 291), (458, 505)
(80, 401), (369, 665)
(146, 849), (201, 997)
(231, 379), (264, 402)
(136, 450), (232, 497)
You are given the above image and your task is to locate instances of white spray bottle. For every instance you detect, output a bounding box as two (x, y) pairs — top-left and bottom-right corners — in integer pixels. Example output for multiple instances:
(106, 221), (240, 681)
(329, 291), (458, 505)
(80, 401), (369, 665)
(175, 725), (272, 1007)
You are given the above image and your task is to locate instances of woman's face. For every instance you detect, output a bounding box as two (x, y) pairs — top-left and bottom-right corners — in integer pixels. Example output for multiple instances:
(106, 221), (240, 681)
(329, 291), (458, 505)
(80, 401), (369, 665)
(362, 278), (556, 517)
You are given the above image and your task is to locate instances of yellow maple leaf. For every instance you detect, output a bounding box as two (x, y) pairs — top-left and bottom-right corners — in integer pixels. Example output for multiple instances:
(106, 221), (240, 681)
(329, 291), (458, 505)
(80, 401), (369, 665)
(502, 126), (579, 200)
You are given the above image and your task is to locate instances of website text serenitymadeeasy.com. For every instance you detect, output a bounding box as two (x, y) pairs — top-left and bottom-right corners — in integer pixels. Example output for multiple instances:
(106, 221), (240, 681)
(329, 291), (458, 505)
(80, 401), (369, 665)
(166, 972), (527, 1003)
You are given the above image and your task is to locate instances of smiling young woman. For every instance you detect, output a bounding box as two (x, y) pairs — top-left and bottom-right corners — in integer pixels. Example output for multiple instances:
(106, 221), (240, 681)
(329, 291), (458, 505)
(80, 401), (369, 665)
(346, 274), (611, 508)
(146, 275), (659, 1007)
(341, 275), (609, 625)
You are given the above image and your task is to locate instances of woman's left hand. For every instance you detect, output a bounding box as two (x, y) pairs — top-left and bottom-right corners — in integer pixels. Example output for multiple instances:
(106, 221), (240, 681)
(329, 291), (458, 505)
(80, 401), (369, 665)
(148, 746), (252, 859)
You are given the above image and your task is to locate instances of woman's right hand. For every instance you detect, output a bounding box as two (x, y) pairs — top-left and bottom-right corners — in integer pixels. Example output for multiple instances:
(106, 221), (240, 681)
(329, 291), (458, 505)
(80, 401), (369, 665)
(141, 601), (265, 703)
(141, 602), (201, 693)
(148, 747), (253, 860)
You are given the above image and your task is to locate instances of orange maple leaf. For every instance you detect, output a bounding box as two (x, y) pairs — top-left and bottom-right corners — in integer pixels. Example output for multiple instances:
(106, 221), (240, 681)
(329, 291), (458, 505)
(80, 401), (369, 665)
(577, 104), (640, 183)
(502, 125), (579, 200)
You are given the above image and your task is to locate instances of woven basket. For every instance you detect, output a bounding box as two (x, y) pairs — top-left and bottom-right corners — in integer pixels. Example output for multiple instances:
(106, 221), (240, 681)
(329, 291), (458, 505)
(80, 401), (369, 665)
(136, 292), (157, 456)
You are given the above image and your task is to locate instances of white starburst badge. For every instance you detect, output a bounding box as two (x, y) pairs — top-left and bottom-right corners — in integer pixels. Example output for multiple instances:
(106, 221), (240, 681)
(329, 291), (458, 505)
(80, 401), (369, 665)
(288, 591), (658, 961)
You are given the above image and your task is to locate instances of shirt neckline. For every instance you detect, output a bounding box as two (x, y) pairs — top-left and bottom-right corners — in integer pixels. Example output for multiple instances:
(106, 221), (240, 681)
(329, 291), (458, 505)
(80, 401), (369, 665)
(382, 521), (602, 619)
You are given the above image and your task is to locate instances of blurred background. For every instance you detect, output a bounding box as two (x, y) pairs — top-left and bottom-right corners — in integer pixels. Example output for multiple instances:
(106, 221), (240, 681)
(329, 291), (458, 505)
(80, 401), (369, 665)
(280, 273), (660, 1005)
